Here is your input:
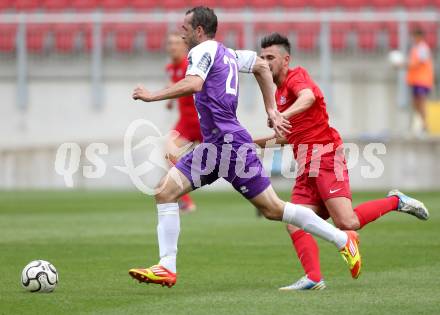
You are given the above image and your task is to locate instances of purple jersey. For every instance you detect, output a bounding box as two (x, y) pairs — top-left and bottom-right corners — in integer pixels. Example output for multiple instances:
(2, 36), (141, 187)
(177, 40), (271, 199)
(186, 40), (257, 143)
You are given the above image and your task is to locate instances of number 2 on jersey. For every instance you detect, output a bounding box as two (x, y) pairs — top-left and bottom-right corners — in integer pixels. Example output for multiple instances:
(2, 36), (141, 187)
(224, 55), (238, 96)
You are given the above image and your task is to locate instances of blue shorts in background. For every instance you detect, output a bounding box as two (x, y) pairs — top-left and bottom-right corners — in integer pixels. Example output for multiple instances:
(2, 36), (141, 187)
(411, 85), (431, 98)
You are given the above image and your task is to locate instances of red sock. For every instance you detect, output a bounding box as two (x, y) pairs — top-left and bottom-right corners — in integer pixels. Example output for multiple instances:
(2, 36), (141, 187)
(290, 230), (322, 282)
(354, 196), (399, 228)
(180, 193), (193, 205)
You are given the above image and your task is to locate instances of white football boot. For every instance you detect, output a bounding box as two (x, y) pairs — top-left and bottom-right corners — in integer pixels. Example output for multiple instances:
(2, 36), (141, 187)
(279, 275), (326, 291)
(387, 189), (429, 220)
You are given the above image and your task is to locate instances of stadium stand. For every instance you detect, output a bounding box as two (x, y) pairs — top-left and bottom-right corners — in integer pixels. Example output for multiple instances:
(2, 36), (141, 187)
(355, 22), (380, 51)
(13, 0), (40, 11)
(71, 0), (100, 11)
(114, 23), (140, 52)
(130, 0), (159, 10)
(0, 0), (439, 11)
(53, 23), (80, 53)
(216, 23), (244, 50)
(145, 23), (167, 51)
(0, 23), (16, 52)
(26, 23), (50, 53)
(0, 0), (438, 53)
(41, 0), (71, 11)
(101, 0), (129, 11)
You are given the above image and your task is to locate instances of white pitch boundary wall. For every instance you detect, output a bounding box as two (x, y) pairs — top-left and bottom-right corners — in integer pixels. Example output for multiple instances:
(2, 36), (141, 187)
(1, 138), (440, 191)
(0, 54), (439, 190)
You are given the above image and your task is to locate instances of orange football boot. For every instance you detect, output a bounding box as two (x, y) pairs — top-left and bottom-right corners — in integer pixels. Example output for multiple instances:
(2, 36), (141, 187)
(339, 231), (362, 279)
(129, 265), (177, 288)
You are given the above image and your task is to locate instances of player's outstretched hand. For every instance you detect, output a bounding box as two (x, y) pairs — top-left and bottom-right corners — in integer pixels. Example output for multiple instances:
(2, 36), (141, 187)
(268, 110), (291, 137)
(132, 84), (153, 102)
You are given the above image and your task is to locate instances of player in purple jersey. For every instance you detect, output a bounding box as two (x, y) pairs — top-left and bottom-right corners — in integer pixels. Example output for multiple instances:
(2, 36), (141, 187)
(128, 6), (362, 288)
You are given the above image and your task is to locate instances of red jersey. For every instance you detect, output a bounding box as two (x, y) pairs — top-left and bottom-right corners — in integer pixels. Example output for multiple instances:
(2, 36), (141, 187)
(276, 67), (342, 157)
(166, 58), (199, 122)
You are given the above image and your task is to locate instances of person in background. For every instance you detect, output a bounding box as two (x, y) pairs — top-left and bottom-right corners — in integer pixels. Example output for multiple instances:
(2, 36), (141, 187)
(164, 32), (203, 212)
(406, 27), (434, 135)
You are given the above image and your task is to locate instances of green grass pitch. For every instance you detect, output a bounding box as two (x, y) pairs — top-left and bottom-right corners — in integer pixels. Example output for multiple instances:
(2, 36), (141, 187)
(1, 190), (439, 315)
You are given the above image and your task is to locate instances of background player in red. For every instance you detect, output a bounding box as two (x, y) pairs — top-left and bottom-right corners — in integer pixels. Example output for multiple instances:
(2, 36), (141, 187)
(254, 33), (430, 290)
(165, 32), (203, 212)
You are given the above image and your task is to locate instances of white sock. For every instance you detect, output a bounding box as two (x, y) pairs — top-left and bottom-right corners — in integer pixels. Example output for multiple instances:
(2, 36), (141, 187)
(282, 202), (347, 249)
(157, 203), (180, 273)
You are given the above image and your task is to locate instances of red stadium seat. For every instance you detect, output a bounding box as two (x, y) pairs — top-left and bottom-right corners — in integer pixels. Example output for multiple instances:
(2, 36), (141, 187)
(293, 23), (319, 52)
(355, 22), (380, 52)
(82, 23), (120, 52)
(14, 0), (40, 11)
(71, 0), (99, 11)
(81, 24), (93, 51)
(114, 23), (140, 52)
(219, 0), (247, 9)
(0, 0), (13, 11)
(101, 0), (128, 11)
(162, 0), (188, 9)
(41, 0), (71, 11)
(216, 23), (244, 49)
(190, 0), (218, 7)
(131, 0), (161, 10)
(254, 22), (290, 36)
(0, 24), (16, 52)
(279, 0), (309, 8)
(339, 0), (366, 9)
(370, 0), (399, 8)
(145, 23), (167, 51)
(251, 0), (279, 9)
(26, 24), (50, 53)
(331, 22), (351, 51)
(254, 22), (292, 48)
(311, 0), (339, 9)
(383, 22), (399, 49)
(402, 0), (431, 8)
(53, 24), (81, 53)
(254, 22), (271, 46)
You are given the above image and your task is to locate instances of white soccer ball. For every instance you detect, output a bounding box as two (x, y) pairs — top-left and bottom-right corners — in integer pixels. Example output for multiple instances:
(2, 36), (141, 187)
(388, 50), (405, 66)
(21, 260), (58, 293)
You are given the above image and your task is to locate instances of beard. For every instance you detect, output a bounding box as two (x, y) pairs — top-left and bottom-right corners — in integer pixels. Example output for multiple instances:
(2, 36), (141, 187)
(187, 37), (199, 49)
(184, 31), (200, 49)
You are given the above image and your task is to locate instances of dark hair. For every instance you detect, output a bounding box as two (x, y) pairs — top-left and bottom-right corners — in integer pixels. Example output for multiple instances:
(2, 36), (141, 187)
(412, 27), (425, 37)
(261, 32), (291, 54)
(185, 6), (217, 38)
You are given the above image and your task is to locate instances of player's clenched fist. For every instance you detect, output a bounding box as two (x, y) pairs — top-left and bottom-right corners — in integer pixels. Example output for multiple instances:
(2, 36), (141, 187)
(132, 84), (153, 102)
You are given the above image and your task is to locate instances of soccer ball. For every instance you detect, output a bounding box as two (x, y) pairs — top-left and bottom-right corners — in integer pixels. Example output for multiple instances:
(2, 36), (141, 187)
(388, 50), (405, 66)
(21, 260), (58, 293)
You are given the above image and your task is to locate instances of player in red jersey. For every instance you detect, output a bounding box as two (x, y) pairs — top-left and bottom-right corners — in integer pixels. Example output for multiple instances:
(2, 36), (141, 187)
(165, 32), (203, 212)
(254, 33), (429, 290)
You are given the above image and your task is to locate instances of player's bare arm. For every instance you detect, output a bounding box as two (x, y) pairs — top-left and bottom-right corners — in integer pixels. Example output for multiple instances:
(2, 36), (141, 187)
(252, 56), (291, 137)
(254, 134), (288, 148)
(280, 88), (315, 119)
(165, 81), (175, 109)
(132, 75), (203, 102)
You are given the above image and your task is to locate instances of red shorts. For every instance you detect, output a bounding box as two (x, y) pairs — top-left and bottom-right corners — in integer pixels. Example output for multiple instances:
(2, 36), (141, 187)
(174, 118), (203, 143)
(291, 151), (352, 207)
